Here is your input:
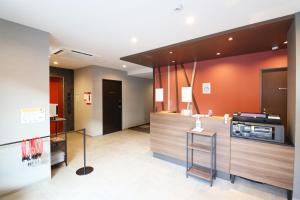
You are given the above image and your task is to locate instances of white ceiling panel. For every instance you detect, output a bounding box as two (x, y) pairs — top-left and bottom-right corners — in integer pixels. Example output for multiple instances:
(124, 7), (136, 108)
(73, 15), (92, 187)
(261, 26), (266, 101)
(0, 0), (300, 76)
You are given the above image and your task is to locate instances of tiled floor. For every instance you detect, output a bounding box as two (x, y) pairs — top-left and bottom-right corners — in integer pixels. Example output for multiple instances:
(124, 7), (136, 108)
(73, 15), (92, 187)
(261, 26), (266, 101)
(1, 130), (287, 200)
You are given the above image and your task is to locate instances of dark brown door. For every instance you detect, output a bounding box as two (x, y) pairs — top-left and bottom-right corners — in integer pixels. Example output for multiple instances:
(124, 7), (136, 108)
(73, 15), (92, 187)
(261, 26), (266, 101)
(103, 79), (122, 135)
(261, 68), (287, 128)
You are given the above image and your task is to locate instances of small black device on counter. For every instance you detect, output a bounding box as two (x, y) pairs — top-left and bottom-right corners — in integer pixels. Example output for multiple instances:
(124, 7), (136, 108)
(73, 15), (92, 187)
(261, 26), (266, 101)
(231, 112), (285, 144)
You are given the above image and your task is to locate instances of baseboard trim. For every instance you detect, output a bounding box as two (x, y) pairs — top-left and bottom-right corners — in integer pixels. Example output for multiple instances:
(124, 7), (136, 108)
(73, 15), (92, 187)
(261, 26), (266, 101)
(127, 123), (150, 129)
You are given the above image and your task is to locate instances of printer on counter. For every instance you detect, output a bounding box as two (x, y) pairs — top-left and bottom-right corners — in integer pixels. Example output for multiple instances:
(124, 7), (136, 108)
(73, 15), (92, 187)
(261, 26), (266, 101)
(231, 112), (285, 144)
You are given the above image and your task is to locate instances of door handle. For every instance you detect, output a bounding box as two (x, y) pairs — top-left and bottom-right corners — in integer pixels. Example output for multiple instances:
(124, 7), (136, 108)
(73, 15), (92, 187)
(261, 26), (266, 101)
(278, 88), (287, 90)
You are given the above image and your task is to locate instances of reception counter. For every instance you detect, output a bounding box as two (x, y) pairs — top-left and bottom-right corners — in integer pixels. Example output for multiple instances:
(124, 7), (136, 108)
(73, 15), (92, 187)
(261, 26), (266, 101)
(150, 112), (295, 191)
(150, 112), (231, 177)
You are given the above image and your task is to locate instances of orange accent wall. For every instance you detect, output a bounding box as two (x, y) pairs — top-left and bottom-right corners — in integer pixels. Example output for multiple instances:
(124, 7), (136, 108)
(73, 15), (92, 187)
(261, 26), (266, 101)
(154, 49), (288, 116)
(50, 77), (64, 134)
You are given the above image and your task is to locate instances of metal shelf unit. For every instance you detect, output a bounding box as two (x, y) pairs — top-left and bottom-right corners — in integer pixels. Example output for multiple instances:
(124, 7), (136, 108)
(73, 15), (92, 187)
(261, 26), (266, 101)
(50, 118), (67, 166)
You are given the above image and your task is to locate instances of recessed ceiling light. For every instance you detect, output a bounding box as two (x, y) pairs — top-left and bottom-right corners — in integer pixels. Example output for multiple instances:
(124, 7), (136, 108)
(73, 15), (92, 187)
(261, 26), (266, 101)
(186, 16), (195, 25)
(284, 41), (288, 44)
(228, 37), (233, 41)
(216, 52), (221, 56)
(122, 64), (127, 68)
(131, 37), (138, 43)
(169, 51), (173, 54)
(53, 61), (58, 65)
(172, 60), (176, 63)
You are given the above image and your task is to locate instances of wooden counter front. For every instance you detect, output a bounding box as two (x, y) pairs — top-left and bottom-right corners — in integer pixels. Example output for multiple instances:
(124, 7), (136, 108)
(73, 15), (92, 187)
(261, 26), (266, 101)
(150, 112), (231, 174)
(230, 137), (294, 190)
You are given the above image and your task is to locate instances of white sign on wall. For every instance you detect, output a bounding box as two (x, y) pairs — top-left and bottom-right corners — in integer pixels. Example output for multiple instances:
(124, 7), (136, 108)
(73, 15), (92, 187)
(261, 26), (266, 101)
(84, 92), (92, 105)
(202, 83), (211, 94)
(21, 107), (46, 124)
(155, 88), (164, 102)
(181, 87), (192, 102)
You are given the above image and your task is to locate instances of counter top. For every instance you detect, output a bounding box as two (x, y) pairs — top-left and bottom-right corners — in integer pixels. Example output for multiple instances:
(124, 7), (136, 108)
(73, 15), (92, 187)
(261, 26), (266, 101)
(152, 111), (231, 121)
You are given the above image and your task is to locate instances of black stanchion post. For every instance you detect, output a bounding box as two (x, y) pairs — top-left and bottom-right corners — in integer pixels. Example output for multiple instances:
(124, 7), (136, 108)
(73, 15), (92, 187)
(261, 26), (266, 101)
(76, 128), (94, 175)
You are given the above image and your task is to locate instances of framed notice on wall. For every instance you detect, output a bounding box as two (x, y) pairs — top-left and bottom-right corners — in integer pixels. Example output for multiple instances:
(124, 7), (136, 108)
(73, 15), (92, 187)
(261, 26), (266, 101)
(202, 83), (211, 94)
(84, 92), (92, 105)
(155, 88), (164, 102)
(181, 87), (192, 102)
(20, 107), (46, 124)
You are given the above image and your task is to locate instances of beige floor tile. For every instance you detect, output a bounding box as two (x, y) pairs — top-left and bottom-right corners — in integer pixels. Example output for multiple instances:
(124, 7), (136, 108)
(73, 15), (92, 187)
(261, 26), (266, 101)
(1, 130), (287, 200)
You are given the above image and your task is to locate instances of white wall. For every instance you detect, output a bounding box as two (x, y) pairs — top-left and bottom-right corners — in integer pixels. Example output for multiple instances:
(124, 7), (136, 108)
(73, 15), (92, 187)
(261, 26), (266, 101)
(0, 19), (50, 196)
(74, 66), (152, 136)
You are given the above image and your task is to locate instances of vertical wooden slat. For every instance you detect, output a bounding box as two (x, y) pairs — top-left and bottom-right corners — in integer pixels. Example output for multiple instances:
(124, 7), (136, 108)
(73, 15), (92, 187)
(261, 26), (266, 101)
(167, 65), (170, 111)
(158, 66), (164, 111)
(180, 64), (200, 114)
(175, 64), (179, 112)
(153, 67), (156, 112)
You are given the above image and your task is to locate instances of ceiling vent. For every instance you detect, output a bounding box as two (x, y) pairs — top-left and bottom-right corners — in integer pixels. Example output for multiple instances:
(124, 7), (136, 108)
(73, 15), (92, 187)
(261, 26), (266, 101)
(53, 49), (64, 55)
(174, 4), (183, 12)
(52, 49), (94, 57)
(50, 48), (102, 67)
(71, 50), (93, 57)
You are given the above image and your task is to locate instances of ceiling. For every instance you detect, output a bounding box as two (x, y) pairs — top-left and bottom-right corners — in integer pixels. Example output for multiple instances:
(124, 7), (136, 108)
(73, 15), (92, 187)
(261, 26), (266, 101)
(0, 0), (300, 78)
(121, 15), (293, 67)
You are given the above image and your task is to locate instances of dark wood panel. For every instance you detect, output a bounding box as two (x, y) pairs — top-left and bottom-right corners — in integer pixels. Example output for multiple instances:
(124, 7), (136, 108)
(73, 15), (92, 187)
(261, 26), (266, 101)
(152, 68), (155, 111)
(175, 64), (179, 112)
(157, 66), (164, 110)
(121, 15), (293, 67)
(261, 68), (287, 130)
(180, 64), (200, 114)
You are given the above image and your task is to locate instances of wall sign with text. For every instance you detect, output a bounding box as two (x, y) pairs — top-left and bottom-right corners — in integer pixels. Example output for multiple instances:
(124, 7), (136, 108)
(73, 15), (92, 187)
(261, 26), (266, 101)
(155, 88), (164, 102)
(84, 92), (92, 105)
(202, 83), (211, 94)
(21, 107), (46, 124)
